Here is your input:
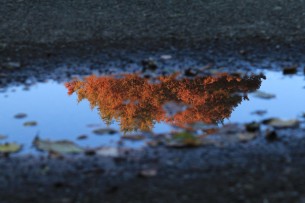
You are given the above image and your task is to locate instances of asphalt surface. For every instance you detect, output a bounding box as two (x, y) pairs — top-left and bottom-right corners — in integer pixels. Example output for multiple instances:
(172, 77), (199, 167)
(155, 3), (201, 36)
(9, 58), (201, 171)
(1, 0), (305, 46)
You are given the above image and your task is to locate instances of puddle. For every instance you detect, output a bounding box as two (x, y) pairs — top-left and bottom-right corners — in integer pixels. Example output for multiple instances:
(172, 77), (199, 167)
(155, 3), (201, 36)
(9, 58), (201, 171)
(0, 70), (304, 154)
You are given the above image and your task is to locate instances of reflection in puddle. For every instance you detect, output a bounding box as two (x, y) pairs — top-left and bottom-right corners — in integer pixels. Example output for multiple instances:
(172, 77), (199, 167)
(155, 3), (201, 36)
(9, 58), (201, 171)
(0, 70), (304, 153)
(65, 73), (264, 132)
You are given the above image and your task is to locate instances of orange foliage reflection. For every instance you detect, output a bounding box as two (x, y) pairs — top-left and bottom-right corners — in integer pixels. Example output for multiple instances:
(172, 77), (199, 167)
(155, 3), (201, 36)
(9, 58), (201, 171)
(65, 73), (264, 132)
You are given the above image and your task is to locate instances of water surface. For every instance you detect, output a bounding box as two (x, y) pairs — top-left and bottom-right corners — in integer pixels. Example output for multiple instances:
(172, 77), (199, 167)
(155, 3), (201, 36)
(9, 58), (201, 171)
(0, 70), (304, 153)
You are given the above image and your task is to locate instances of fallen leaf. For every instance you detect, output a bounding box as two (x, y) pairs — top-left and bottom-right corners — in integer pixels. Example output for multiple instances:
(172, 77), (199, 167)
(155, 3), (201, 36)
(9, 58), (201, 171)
(262, 118), (299, 128)
(14, 113), (27, 119)
(166, 131), (201, 147)
(0, 143), (22, 153)
(23, 121), (37, 126)
(138, 169), (157, 177)
(237, 132), (257, 142)
(33, 137), (83, 154)
(252, 91), (276, 99)
(93, 128), (117, 135)
(160, 55), (172, 60)
(95, 147), (119, 157)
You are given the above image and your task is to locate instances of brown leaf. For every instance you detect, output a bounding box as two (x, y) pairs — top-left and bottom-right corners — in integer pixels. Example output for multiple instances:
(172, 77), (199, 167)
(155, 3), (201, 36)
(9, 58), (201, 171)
(262, 118), (299, 128)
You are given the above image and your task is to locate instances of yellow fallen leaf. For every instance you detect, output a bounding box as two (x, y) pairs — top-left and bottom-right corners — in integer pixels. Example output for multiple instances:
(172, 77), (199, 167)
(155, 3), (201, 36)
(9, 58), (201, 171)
(0, 143), (22, 153)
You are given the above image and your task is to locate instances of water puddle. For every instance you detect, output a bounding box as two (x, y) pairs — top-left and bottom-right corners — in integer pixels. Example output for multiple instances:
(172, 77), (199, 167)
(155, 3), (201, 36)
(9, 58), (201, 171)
(0, 70), (304, 154)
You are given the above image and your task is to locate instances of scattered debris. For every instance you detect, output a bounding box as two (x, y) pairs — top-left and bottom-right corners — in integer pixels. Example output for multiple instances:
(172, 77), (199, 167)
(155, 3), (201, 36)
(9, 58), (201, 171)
(283, 66), (297, 75)
(203, 123), (258, 145)
(252, 90), (276, 99)
(93, 128), (117, 135)
(14, 113), (27, 119)
(0, 143), (22, 154)
(33, 137), (84, 154)
(262, 118), (299, 128)
(23, 121), (37, 127)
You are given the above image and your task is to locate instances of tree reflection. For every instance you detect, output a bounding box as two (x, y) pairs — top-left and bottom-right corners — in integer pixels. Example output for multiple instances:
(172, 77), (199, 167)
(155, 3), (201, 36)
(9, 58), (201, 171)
(65, 73), (265, 132)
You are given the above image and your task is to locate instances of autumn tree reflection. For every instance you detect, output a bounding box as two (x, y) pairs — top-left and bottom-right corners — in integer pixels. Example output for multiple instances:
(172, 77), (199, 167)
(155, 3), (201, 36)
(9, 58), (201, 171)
(65, 73), (264, 132)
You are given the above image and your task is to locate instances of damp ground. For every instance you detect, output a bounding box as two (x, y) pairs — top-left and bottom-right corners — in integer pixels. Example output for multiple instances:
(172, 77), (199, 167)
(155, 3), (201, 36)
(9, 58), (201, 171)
(1, 46), (305, 203)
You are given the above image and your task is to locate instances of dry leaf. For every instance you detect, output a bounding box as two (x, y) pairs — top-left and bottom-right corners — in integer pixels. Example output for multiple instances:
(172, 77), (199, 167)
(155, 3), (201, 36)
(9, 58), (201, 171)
(23, 121), (37, 126)
(95, 147), (119, 157)
(138, 169), (157, 177)
(33, 137), (83, 154)
(237, 132), (257, 142)
(263, 118), (299, 128)
(0, 143), (22, 153)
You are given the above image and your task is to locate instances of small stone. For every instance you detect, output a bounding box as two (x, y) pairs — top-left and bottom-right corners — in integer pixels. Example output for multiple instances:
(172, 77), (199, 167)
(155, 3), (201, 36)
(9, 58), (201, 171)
(141, 59), (158, 71)
(184, 68), (198, 77)
(239, 50), (247, 55)
(265, 130), (278, 141)
(283, 66), (297, 75)
(245, 122), (260, 132)
(85, 150), (96, 156)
